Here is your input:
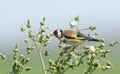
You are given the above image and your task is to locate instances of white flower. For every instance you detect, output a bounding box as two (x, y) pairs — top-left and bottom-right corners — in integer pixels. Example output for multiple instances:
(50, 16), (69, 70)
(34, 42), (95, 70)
(41, 26), (48, 32)
(70, 21), (78, 27)
(89, 45), (96, 52)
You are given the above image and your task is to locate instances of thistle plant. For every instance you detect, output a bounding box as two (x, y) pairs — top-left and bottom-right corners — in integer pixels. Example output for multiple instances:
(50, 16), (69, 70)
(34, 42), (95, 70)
(45, 16), (118, 74)
(20, 18), (52, 74)
(0, 44), (32, 74)
(0, 16), (119, 74)
(0, 17), (51, 74)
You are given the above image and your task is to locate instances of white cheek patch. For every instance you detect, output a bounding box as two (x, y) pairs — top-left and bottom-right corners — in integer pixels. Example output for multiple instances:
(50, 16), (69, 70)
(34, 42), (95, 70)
(57, 30), (62, 38)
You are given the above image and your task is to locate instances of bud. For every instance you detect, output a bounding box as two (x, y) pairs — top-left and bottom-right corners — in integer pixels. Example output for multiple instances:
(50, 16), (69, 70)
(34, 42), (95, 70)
(13, 44), (19, 53)
(92, 53), (96, 57)
(13, 55), (17, 60)
(21, 58), (25, 64)
(84, 50), (89, 55)
(50, 66), (56, 72)
(47, 41), (51, 44)
(40, 17), (46, 26)
(100, 38), (105, 43)
(26, 46), (33, 54)
(46, 34), (51, 39)
(100, 50), (105, 53)
(13, 60), (18, 69)
(58, 42), (63, 48)
(44, 50), (49, 56)
(105, 50), (111, 53)
(84, 45), (90, 49)
(69, 51), (74, 56)
(29, 29), (34, 39)
(95, 32), (98, 35)
(29, 29), (33, 32)
(43, 42), (48, 46)
(89, 26), (96, 31)
(18, 63), (22, 67)
(74, 16), (80, 21)
(61, 65), (65, 69)
(24, 38), (29, 43)
(1, 55), (6, 60)
(109, 42), (119, 47)
(25, 66), (32, 71)
(105, 62), (113, 69)
(59, 51), (64, 56)
(13, 48), (18, 53)
(106, 66), (112, 69)
(89, 46), (96, 52)
(20, 54), (24, 58)
(40, 21), (45, 26)
(26, 19), (31, 28)
(48, 59), (52, 65)
(99, 43), (105, 48)
(21, 26), (26, 32)
(94, 63), (99, 67)
(41, 26), (48, 32)
(43, 17), (46, 21)
(25, 58), (30, 64)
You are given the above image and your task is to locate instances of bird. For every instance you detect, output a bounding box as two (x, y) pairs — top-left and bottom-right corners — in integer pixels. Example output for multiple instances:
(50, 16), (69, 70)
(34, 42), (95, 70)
(53, 29), (100, 47)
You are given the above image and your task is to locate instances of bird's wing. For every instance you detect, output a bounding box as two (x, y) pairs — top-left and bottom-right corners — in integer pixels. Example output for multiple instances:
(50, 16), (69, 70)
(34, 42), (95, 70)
(77, 32), (100, 42)
(76, 32), (86, 40)
(63, 30), (85, 40)
(63, 30), (77, 39)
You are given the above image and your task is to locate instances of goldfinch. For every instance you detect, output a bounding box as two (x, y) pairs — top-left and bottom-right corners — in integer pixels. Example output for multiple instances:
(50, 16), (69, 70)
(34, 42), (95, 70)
(53, 29), (100, 47)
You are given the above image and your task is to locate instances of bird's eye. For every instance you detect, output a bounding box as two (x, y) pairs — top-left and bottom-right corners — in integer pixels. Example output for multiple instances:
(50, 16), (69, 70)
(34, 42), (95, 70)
(53, 29), (62, 38)
(53, 30), (58, 37)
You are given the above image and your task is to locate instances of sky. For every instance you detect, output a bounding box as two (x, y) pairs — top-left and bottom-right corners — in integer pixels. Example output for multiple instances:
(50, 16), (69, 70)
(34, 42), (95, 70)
(0, 0), (120, 51)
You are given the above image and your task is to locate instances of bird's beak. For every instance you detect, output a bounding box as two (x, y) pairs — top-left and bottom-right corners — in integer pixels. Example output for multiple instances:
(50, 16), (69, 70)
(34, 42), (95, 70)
(50, 32), (54, 36)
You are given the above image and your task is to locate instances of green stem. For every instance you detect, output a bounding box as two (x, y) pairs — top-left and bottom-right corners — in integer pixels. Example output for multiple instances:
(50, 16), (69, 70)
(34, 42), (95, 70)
(80, 28), (89, 31)
(35, 42), (47, 74)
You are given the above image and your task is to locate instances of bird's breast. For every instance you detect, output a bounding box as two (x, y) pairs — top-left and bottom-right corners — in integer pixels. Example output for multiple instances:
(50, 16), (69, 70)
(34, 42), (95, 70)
(63, 38), (85, 46)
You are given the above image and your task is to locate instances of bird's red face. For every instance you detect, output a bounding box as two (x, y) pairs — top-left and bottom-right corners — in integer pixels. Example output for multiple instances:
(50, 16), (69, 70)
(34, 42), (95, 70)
(53, 29), (62, 39)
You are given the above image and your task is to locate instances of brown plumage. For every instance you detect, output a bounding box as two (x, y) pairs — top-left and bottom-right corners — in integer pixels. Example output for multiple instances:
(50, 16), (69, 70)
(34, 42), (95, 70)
(63, 30), (77, 39)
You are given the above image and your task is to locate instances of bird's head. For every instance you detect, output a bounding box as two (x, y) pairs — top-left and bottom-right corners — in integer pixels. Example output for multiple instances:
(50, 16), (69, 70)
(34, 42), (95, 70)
(53, 29), (63, 39)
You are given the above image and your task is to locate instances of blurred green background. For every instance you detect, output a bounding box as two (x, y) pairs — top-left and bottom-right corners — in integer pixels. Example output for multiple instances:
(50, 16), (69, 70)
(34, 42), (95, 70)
(0, 0), (120, 74)
(0, 46), (120, 74)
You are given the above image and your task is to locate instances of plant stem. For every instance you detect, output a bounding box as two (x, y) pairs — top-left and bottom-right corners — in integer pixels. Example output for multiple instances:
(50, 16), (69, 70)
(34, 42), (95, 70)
(35, 42), (47, 74)
(80, 28), (89, 31)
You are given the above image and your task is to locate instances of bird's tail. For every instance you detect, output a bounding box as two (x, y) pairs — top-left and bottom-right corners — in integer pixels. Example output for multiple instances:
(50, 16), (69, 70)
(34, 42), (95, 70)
(77, 32), (100, 42)
(86, 36), (100, 42)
